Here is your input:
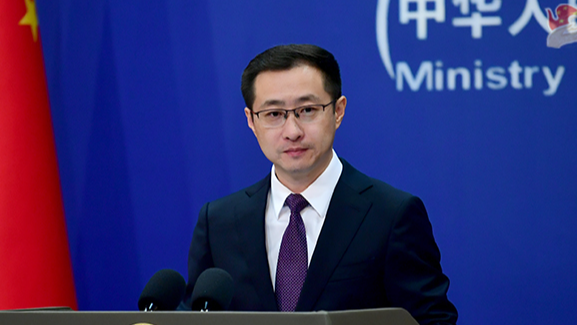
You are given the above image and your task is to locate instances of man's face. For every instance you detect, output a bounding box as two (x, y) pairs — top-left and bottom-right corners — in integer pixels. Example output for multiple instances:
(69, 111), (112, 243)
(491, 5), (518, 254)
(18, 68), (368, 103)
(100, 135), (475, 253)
(244, 64), (346, 188)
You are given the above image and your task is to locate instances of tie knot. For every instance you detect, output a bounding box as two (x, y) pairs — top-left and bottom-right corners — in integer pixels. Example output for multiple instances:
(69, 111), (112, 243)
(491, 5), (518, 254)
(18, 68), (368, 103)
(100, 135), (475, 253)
(285, 193), (308, 214)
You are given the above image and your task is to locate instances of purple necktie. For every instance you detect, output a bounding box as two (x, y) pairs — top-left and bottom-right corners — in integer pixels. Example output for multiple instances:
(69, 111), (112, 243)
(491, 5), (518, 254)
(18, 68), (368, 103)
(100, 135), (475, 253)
(275, 193), (309, 312)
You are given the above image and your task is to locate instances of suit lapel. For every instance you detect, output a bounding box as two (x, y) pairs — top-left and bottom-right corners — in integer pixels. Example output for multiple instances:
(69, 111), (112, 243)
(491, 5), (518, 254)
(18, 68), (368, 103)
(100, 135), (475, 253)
(296, 160), (373, 311)
(233, 174), (278, 311)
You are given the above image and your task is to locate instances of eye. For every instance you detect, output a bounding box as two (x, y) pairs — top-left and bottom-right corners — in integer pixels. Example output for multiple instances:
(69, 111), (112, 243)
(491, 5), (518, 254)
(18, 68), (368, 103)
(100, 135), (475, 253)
(263, 110), (284, 118)
(299, 105), (320, 115)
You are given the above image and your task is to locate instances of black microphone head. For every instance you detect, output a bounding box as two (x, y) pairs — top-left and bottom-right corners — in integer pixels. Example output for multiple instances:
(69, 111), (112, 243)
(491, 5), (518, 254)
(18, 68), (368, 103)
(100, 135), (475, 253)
(191, 268), (234, 311)
(138, 269), (186, 311)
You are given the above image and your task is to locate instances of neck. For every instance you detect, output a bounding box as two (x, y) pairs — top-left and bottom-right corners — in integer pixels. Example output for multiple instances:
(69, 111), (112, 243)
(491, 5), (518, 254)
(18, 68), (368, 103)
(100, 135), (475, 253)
(275, 174), (316, 194)
(274, 151), (333, 193)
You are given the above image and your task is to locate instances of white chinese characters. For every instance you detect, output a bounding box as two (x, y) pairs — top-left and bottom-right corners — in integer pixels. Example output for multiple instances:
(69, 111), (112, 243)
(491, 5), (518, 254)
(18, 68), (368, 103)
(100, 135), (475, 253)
(399, 0), (445, 39)
(376, 0), (568, 96)
(452, 0), (502, 38)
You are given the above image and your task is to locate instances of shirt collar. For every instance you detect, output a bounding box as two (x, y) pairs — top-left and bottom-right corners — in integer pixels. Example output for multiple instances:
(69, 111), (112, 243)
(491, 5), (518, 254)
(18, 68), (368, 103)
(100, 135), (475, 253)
(270, 149), (343, 219)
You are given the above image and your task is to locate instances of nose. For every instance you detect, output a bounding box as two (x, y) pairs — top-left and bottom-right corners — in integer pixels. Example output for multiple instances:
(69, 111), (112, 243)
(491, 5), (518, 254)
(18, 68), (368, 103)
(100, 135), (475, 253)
(282, 112), (303, 141)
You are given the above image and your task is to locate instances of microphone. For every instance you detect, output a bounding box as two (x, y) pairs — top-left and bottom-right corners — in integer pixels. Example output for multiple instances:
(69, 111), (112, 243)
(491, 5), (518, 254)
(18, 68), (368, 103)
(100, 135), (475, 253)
(191, 268), (234, 311)
(138, 269), (186, 311)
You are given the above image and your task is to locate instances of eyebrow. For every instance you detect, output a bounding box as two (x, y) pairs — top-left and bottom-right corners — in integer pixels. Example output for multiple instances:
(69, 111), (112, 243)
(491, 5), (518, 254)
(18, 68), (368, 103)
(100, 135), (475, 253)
(259, 94), (323, 109)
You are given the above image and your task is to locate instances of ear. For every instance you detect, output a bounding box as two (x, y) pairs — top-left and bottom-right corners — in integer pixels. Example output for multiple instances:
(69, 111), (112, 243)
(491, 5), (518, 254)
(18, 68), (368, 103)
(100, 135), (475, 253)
(245, 107), (257, 135)
(334, 96), (346, 129)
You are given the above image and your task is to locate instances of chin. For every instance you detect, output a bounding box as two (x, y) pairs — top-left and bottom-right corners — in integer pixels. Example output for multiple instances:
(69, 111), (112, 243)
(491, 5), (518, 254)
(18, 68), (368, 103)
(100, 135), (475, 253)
(279, 162), (313, 175)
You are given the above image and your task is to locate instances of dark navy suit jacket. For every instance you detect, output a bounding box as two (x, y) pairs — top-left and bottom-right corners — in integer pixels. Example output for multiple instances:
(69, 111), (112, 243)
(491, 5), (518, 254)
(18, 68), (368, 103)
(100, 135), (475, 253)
(181, 159), (457, 325)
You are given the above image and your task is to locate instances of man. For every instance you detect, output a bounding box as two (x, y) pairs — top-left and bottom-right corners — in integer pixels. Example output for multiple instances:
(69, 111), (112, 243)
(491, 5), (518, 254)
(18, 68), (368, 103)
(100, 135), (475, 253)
(181, 44), (458, 324)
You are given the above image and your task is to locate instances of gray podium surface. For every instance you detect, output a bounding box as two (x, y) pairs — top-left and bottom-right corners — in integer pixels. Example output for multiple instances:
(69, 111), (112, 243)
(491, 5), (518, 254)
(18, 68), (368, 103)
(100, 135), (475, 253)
(0, 307), (418, 325)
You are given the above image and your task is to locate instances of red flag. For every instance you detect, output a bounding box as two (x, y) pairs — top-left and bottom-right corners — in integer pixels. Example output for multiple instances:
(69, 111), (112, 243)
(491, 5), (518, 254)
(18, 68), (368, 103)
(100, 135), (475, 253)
(546, 4), (577, 31)
(0, 0), (77, 309)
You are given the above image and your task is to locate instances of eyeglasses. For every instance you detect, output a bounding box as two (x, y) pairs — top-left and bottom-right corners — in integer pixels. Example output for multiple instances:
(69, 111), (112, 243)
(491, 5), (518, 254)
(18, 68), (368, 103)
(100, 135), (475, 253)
(251, 100), (336, 128)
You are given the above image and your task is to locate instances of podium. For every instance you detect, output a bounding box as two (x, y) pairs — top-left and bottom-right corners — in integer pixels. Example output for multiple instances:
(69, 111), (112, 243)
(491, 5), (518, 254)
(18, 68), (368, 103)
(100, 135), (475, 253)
(0, 307), (418, 325)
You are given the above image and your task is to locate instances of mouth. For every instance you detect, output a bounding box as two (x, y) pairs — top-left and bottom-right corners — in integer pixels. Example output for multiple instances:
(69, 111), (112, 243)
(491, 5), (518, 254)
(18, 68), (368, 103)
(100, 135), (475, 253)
(283, 147), (308, 157)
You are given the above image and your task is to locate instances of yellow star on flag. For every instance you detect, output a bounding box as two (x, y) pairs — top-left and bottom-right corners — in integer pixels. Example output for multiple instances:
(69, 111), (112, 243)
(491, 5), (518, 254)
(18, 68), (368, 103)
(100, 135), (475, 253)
(19, 0), (39, 42)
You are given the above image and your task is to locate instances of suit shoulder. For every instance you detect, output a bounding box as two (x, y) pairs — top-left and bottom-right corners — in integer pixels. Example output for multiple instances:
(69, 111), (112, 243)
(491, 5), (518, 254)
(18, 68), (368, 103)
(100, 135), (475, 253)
(341, 159), (416, 202)
(206, 174), (270, 210)
(367, 176), (415, 201)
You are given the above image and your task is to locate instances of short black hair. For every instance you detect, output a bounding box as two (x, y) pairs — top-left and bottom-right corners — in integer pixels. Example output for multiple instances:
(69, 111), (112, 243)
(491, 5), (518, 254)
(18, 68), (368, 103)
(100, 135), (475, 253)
(241, 44), (341, 109)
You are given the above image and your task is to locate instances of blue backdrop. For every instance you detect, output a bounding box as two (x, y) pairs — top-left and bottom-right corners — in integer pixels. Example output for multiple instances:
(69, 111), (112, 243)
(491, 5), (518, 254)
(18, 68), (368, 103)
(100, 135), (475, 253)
(36, 1), (576, 324)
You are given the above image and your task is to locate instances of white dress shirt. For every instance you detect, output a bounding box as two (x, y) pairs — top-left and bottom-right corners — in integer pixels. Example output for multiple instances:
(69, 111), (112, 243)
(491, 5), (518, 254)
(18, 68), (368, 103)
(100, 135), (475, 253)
(265, 149), (343, 289)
